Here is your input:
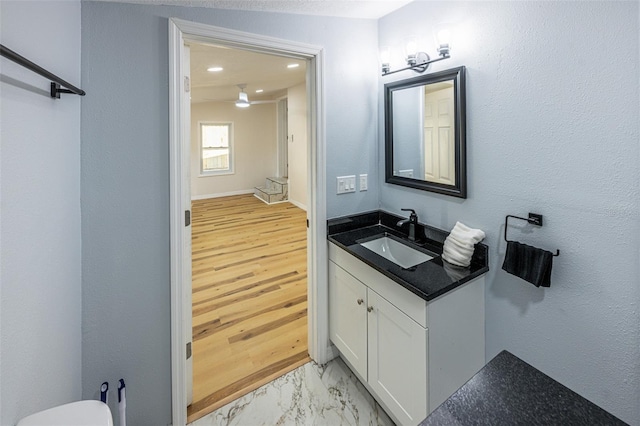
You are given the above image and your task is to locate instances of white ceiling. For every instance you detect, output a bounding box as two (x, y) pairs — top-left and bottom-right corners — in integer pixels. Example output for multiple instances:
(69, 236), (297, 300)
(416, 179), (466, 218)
(189, 43), (307, 103)
(91, 0), (412, 19)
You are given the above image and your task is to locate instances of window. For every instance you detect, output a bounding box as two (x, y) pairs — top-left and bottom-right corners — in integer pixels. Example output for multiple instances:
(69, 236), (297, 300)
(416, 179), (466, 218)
(200, 122), (233, 175)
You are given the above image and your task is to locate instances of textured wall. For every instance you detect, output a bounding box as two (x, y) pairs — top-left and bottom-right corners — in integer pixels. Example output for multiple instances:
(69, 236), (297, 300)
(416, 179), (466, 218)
(379, 2), (639, 423)
(81, 2), (378, 424)
(190, 101), (277, 198)
(0, 1), (82, 424)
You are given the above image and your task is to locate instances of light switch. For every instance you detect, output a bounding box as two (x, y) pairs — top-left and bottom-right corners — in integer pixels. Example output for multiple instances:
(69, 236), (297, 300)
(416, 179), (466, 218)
(359, 174), (368, 191)
(337, 175), (356, 194)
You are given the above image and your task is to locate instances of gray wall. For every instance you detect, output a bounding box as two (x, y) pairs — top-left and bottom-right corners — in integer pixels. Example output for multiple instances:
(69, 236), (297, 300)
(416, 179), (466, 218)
(379, 2), (639, 424)
(80, 2), (378, 424)
(0, 1), (82, 424)
(7, 1), (628, 425)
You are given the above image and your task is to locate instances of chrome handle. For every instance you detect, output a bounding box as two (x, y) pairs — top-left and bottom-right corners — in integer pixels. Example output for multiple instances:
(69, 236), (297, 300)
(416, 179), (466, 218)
(357, 298), (364, 305)
(367, 306), (374, 312)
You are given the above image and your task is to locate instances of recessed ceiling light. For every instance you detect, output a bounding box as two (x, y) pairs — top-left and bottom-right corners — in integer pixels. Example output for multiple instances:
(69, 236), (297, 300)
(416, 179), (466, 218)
(207, 66), (223, 72)
(287, 63), (300, 69)
(255, 89), (264, 93)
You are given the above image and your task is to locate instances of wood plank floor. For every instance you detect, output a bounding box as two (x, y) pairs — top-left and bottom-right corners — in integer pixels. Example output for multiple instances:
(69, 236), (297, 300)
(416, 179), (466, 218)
(187, 194), (309, 422)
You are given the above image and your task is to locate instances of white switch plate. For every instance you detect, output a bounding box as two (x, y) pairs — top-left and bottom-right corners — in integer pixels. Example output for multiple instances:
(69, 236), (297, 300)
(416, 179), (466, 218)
(359, 174), (368, 191)
(337, 175), (356, 194)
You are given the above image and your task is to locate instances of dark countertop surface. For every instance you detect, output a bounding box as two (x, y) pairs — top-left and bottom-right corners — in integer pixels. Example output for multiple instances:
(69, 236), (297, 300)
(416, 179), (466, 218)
(421, 350), (627, 426)
(327, 211), (489, 302)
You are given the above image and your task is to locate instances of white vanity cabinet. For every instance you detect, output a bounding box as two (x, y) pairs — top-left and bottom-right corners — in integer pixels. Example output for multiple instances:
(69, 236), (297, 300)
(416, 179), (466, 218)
(328, 243), (485, 426)
(329, 262), (368, 376)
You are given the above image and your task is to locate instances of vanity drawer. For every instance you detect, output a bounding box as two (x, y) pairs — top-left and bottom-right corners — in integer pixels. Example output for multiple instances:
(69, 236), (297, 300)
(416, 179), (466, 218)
(329, 243), (428, 328)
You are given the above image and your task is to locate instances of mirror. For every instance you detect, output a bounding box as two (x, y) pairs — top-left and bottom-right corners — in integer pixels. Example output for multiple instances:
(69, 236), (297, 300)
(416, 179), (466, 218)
(385, 66), (466, 198)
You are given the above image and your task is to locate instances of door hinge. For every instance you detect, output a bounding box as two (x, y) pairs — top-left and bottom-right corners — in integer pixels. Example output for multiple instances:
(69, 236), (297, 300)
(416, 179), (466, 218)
(185, 210), (191, 227)
(184, 76), (190, 93)
(186, 342), (192, 360)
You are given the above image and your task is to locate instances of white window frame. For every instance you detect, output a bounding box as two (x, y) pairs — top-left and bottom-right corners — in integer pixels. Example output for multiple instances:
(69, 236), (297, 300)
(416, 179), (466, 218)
(199, 121), (234, 176)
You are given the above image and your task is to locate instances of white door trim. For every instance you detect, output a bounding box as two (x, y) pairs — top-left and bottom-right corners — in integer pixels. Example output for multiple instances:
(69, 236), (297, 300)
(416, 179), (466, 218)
(168, 18), (329, 426)
(277, 98), (288, 179)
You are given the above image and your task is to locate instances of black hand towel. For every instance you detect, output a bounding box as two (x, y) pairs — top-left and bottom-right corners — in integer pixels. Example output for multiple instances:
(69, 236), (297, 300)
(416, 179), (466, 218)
(502, 241), (553, 287)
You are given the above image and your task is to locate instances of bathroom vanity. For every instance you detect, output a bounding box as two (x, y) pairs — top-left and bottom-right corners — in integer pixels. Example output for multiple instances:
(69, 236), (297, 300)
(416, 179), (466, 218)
(327, 211), (489, 426)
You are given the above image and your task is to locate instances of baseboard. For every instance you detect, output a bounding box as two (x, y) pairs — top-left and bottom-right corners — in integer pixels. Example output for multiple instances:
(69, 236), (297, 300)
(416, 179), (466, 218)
(191, 189), (254, 200)
(288, 198), (307, 211)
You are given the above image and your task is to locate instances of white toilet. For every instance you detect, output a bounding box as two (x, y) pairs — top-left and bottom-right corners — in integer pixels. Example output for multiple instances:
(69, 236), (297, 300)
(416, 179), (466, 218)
(17, 400), (113, 426)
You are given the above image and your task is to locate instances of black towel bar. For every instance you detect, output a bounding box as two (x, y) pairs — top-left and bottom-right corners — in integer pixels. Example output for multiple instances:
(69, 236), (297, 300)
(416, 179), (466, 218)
(504, 213), (560, 256)
(0, 44), (86, 98)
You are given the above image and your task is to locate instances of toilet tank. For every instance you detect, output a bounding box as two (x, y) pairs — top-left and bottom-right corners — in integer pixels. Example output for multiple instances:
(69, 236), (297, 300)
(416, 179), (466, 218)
(17, 400), (113, 426)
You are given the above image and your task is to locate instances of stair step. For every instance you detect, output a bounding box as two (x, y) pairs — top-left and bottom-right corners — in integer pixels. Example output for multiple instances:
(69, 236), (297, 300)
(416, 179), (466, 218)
(254, 185), (288, 204)
(267, 177), (288, 185)
(255, 186), (282, 195)
(264, 177), (288, 192)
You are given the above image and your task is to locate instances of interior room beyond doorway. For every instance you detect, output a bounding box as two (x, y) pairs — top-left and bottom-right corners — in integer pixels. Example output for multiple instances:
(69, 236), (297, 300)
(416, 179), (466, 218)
(187, 42), (310, 422)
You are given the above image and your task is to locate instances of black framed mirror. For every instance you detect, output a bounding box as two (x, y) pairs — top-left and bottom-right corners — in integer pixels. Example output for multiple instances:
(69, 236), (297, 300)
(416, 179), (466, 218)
(385, 66), (466, 198)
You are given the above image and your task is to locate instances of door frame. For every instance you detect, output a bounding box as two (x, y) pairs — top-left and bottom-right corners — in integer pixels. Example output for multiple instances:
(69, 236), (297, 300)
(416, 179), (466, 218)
(277, 98), (289, 179)
(169, 18), (330, 426)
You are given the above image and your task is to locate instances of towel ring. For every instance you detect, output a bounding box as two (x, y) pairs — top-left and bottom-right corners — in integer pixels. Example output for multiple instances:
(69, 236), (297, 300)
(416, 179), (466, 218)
(504, 213), (560, 256)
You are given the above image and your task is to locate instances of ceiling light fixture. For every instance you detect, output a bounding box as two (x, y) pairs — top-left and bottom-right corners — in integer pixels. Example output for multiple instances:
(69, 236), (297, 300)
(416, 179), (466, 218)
(235, 84), (250, 108)
(207, 66), (223, 72)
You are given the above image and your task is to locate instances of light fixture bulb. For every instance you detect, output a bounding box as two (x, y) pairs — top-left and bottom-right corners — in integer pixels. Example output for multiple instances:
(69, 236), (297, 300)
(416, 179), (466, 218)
(380, 47), (391, 64)
(436, 28), (452, 57)
(380, 47), (391, 75)
(436, 29), (451, 46)
(405, 39), (418, 56)
(404, 37), (420, 66)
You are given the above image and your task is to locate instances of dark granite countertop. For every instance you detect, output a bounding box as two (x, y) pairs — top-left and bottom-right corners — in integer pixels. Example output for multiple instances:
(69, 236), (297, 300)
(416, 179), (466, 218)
(421, 350), (627, 425)
(327, 211), (489, 301)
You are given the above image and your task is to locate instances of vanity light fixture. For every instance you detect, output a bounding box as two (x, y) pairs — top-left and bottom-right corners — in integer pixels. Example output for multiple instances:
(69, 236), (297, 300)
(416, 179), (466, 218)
(436, 29), (451, 57)
(380, 47), (391, 74)
(235, 84), (250, 108)
(381, 34), (451, 76)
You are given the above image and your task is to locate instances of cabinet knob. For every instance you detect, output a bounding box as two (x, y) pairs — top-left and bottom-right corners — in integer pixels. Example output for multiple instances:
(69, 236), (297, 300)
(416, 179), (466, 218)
(357, 298), (364, 305)
(367, 306), (374, 312)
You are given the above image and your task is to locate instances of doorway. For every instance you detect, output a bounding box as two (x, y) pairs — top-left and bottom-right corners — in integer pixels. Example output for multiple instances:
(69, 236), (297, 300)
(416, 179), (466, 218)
(187, 42), (310, 421)
(169, 18), (330, 426)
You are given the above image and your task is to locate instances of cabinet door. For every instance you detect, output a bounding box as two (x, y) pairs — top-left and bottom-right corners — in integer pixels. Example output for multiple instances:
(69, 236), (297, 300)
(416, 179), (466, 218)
(368, 290), (428, 426)
(329, 261), (368, 378)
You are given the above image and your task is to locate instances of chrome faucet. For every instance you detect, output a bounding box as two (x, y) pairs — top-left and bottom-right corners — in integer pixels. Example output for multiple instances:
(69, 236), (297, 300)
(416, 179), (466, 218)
(397, 208), (419, 241)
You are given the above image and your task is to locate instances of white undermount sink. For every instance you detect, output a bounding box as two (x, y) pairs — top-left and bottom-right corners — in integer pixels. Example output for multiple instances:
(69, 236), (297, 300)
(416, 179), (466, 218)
(360, 236), (433, 269)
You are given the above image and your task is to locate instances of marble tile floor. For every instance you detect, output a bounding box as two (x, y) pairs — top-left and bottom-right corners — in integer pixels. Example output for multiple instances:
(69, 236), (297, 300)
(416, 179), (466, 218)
(189, 357), (394, 426)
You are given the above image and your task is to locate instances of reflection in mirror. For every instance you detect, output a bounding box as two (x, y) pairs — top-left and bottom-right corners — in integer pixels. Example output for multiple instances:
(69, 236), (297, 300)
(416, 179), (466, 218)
(385, 67), (466, 198)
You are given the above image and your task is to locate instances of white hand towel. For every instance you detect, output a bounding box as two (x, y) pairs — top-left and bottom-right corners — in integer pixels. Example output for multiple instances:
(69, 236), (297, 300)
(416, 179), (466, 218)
(442, 221), (486, 267)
